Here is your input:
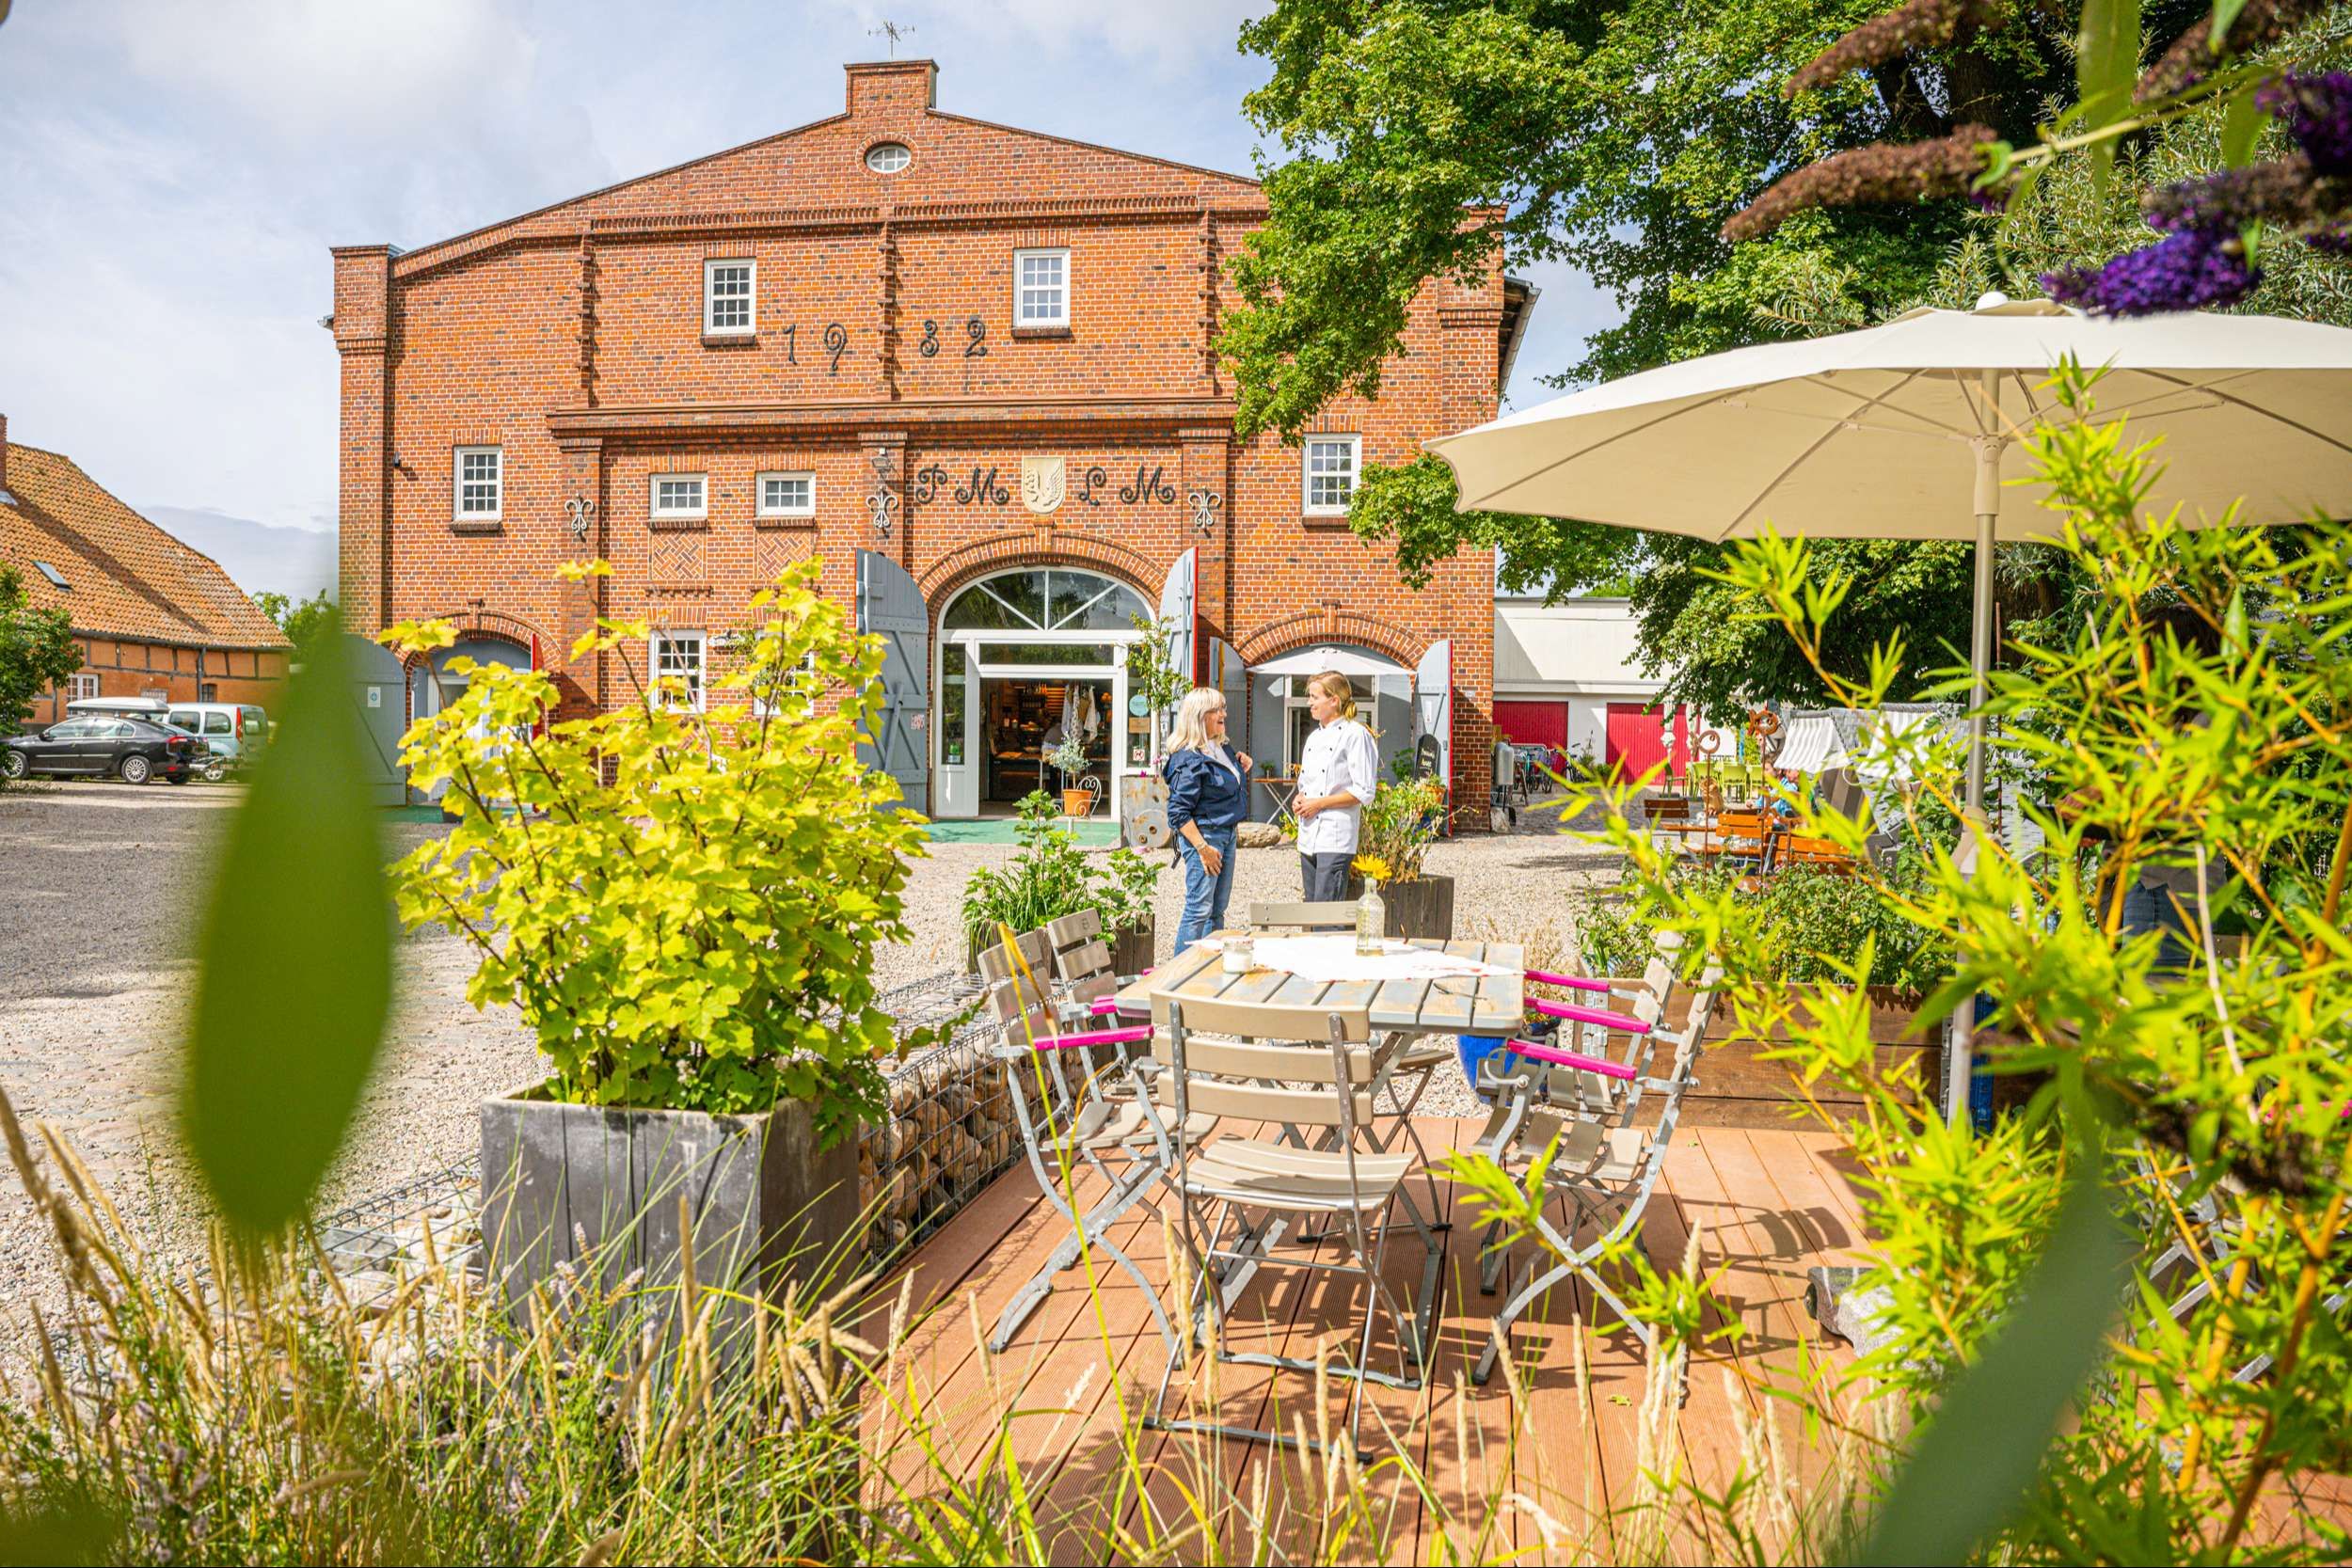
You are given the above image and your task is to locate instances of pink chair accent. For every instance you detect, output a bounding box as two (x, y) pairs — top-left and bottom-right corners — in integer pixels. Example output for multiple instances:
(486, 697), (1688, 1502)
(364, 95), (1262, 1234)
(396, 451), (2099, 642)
(1089, 997), (1124, 1017)
(1032, 1025), (1152, 1053)
(1528, 997), (1651, 1035)
(1502, 1037), (1639, 1082)
(1523, 968), (1612, 995)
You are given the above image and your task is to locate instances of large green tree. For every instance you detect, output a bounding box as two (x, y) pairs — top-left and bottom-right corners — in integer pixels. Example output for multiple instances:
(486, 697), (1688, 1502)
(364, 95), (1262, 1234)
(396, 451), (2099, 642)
(0, 563), (81, 735)
(1226, 0), (2347, 721)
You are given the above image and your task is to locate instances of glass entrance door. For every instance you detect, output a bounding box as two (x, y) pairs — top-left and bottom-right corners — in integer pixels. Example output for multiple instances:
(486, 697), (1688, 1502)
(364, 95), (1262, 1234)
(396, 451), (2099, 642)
(934, 642), (978, 817)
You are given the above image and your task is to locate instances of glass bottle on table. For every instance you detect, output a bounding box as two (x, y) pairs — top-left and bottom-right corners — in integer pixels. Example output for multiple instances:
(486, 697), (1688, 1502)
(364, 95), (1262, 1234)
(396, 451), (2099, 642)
(1354, 879), (1387, 956)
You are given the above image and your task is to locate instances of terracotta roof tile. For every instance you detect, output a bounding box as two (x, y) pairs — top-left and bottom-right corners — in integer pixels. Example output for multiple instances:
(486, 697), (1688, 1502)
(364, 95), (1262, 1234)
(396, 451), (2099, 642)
(0, 442), (292, 653)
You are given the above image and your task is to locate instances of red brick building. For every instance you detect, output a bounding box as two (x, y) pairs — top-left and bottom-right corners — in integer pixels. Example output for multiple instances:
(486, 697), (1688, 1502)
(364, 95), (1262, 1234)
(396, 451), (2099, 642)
(333, 60), (1526, 824)
(0, 415), (292, 725)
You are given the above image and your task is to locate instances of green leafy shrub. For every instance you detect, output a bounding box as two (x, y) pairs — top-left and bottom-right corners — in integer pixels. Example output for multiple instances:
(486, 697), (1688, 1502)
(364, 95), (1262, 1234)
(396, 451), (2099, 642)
(1520, 365), (2352, 1561)
(1576, 859), (1950, 993)
(384, 558), (925, 1145)
(961, 790), (1164, 950)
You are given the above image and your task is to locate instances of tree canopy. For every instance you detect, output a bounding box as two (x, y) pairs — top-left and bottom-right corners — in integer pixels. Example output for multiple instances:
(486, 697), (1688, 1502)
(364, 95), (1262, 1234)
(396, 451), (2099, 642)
(0, 563), (81, 735)
(1227, 0), (2350, 721)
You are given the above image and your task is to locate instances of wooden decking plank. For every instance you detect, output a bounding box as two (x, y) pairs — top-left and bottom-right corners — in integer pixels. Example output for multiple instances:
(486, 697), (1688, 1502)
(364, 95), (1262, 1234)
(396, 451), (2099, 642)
(874, 1114), (1920, 1563)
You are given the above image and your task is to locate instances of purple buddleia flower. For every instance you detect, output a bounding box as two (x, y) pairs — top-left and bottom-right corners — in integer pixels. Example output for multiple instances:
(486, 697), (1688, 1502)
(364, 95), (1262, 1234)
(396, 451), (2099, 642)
(2142, 154), (2334, 233)
(2260, 72), (2352, 177)
(2042, 229), (2262, 317)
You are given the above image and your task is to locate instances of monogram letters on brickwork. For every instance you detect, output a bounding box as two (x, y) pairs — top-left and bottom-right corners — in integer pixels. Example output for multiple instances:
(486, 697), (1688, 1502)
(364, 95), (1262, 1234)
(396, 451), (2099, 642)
(900, 458), (1182, 513)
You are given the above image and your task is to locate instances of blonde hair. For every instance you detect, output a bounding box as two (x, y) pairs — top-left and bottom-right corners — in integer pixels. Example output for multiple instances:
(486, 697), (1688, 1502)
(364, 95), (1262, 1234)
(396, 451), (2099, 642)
(1167, 687), (1229, 753)
(1307, 671), (1359, 723)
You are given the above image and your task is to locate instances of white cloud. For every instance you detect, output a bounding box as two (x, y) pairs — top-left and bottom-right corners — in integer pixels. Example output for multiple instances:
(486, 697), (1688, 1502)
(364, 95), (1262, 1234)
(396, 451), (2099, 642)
(105, 0), (542, 140)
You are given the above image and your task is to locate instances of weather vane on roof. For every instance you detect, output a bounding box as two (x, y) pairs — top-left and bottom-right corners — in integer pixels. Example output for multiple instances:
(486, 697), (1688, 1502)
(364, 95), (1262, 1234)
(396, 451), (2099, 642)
(868, 21), (913, 57)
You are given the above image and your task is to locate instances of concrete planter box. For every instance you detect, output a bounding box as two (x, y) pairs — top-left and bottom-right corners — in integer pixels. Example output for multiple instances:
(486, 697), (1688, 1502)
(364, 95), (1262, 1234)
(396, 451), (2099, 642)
(479, 1085), (857, 1350)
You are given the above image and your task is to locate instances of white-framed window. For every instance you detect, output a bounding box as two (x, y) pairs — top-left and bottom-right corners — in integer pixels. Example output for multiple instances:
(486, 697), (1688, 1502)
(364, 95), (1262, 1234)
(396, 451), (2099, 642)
(756, 470), (816, 518)
(650, 473), (708, 521)
(704, 259), (755, 335)
(65, 672), (99, 703)
(1013, 247), (1070, 328)
(650, 629), (707, 712)
(864, 142), (912, 174)
(453, 446), (502, 521)
(1303, 435), (1361, 515)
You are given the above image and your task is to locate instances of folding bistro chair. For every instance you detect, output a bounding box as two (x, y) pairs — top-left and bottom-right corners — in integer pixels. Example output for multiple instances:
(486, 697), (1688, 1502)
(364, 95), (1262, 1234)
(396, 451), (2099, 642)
(1138, 992), (1434, 1460)
(1246, 898), (1457, 1227)
(1470, 963), (1725, 1386)
(979, 936), (1210, 1354)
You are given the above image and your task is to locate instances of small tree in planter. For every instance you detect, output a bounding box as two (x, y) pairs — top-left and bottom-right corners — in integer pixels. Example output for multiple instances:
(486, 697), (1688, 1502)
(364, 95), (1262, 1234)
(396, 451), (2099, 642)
(385, 557), (934, 1336)
(1046, 733), (1094, 816)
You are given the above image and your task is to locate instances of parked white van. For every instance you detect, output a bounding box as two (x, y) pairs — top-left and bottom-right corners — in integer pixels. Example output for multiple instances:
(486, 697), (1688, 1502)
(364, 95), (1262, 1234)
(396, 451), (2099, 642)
(161, 703), (270, 781)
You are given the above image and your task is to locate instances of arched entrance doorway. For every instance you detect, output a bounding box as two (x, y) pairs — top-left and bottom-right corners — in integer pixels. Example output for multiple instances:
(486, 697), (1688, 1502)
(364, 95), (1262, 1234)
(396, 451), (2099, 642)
(933, 565), (1152, 820)
(404, 632), (532, 804)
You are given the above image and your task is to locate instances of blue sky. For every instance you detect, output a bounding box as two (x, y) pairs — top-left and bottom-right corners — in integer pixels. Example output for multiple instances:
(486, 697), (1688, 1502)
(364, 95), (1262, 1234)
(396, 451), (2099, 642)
(0, 0), (1615, 587)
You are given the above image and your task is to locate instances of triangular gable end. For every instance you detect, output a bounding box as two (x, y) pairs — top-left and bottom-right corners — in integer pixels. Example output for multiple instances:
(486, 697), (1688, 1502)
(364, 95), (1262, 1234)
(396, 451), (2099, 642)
(391, 60), (1262, 278)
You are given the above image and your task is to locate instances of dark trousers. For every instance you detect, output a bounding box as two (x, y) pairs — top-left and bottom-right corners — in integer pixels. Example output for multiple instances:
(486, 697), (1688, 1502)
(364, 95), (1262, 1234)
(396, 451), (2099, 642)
(1299, 849), (1352, 902)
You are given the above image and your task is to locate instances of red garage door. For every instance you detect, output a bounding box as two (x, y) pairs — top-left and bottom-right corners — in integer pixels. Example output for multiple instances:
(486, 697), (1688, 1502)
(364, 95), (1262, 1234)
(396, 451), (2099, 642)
(1605, 703), (1689, 784)
(1491, 700), (1567, 752)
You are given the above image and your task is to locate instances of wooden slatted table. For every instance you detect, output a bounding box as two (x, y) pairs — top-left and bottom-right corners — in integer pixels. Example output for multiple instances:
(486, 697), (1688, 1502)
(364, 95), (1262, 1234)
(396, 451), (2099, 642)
(1115, 936), (1525, 1037)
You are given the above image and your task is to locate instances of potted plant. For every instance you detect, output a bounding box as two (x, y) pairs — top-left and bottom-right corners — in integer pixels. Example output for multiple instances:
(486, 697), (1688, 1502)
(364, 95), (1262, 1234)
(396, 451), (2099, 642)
(960, 791), (1162, 972)
(1347, 777), (1454, 940)
(384, 558), (939, 1344)
(1091, 844), (1163, 975)
(1048, 734), (1095, 817)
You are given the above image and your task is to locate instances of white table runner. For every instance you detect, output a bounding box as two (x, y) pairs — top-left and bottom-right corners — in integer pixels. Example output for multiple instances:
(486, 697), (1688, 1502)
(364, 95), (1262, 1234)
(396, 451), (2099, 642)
(1240, 934), (1518, 986)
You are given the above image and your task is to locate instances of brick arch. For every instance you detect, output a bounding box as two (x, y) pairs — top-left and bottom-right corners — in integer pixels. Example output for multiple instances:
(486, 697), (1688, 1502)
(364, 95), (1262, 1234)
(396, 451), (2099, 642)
(914, 531), (1161, 607)
(1232, 606), (1424, 671)
(410, 607), (552, 657)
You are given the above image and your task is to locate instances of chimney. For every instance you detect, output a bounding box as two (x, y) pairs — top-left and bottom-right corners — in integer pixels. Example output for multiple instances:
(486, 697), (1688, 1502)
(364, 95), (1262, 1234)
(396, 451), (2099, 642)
(846, 58), (937, 117)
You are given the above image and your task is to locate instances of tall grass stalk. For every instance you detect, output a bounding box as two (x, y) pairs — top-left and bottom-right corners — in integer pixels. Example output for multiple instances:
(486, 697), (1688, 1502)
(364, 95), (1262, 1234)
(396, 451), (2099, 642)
(4, 1066), (1884, 1564)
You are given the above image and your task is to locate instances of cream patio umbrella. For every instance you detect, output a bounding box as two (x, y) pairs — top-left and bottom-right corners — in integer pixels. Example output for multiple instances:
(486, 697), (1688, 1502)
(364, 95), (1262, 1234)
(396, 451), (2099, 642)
(1428, 293), (2352, 1116)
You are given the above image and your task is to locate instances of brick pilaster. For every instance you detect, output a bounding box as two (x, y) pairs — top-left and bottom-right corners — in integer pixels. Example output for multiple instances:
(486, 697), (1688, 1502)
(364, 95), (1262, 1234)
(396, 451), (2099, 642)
(555, 436), (606, 721)
(1179, 426), (1232, 672)
(330, 245), (394, 636)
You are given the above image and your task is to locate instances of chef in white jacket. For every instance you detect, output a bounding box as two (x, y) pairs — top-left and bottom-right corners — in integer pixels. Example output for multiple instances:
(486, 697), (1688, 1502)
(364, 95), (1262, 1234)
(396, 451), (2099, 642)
(1292, 671), (1381, 900)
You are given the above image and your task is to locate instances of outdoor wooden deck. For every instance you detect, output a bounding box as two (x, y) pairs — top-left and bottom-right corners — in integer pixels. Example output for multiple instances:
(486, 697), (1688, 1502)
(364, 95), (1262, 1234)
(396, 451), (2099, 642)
(859, 1117), (1880, 1561)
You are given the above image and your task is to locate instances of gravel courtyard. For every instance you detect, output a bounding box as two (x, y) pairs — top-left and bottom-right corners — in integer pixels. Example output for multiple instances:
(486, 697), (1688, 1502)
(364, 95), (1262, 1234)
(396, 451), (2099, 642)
(0, 779), (1614, 1368)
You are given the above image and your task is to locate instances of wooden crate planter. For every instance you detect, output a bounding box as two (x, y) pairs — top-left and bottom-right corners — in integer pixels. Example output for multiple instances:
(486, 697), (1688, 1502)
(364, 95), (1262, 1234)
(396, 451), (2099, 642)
(1626, 984), (1945, 1128)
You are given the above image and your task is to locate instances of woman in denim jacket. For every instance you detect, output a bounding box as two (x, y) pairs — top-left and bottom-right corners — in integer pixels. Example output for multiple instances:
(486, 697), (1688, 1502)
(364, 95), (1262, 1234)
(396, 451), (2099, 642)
(1164, 687), (1252, 949)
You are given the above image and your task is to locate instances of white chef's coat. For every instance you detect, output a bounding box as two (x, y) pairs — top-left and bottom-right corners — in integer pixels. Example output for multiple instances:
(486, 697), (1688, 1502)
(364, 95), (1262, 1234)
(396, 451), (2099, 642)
(1295, 718), (1378, 856)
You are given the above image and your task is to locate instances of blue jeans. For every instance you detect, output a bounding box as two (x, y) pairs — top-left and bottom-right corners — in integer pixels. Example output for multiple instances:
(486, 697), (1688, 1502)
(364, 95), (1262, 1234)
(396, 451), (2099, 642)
(1176, 825), (1237, 949)
(2119, 873), (2198, 974)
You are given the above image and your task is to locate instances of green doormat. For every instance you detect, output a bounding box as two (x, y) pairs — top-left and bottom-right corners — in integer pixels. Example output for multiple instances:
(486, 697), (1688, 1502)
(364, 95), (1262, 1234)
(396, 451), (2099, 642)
(922, 816), (1119, 847)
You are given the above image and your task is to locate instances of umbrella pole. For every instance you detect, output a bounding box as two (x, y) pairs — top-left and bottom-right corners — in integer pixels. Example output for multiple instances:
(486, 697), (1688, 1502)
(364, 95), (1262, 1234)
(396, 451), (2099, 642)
(1948, 403), (2005, 1126)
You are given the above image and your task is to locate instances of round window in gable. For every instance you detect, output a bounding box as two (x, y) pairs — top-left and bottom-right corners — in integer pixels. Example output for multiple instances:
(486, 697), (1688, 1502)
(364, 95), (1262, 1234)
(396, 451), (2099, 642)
(865, 142), (912, 174)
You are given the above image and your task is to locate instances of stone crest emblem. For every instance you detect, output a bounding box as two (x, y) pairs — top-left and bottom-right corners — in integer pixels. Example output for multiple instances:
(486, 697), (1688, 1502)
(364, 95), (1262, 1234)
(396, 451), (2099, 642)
(1019, 454), (1066, 515)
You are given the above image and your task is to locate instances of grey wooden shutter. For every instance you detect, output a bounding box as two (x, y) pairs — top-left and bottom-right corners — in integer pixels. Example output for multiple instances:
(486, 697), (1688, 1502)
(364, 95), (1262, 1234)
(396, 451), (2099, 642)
(854, 549), (930, 816)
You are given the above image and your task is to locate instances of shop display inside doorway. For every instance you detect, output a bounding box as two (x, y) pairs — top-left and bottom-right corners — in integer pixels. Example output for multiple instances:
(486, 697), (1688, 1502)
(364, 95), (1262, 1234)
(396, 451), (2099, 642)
(983, 678), (1112, 809)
